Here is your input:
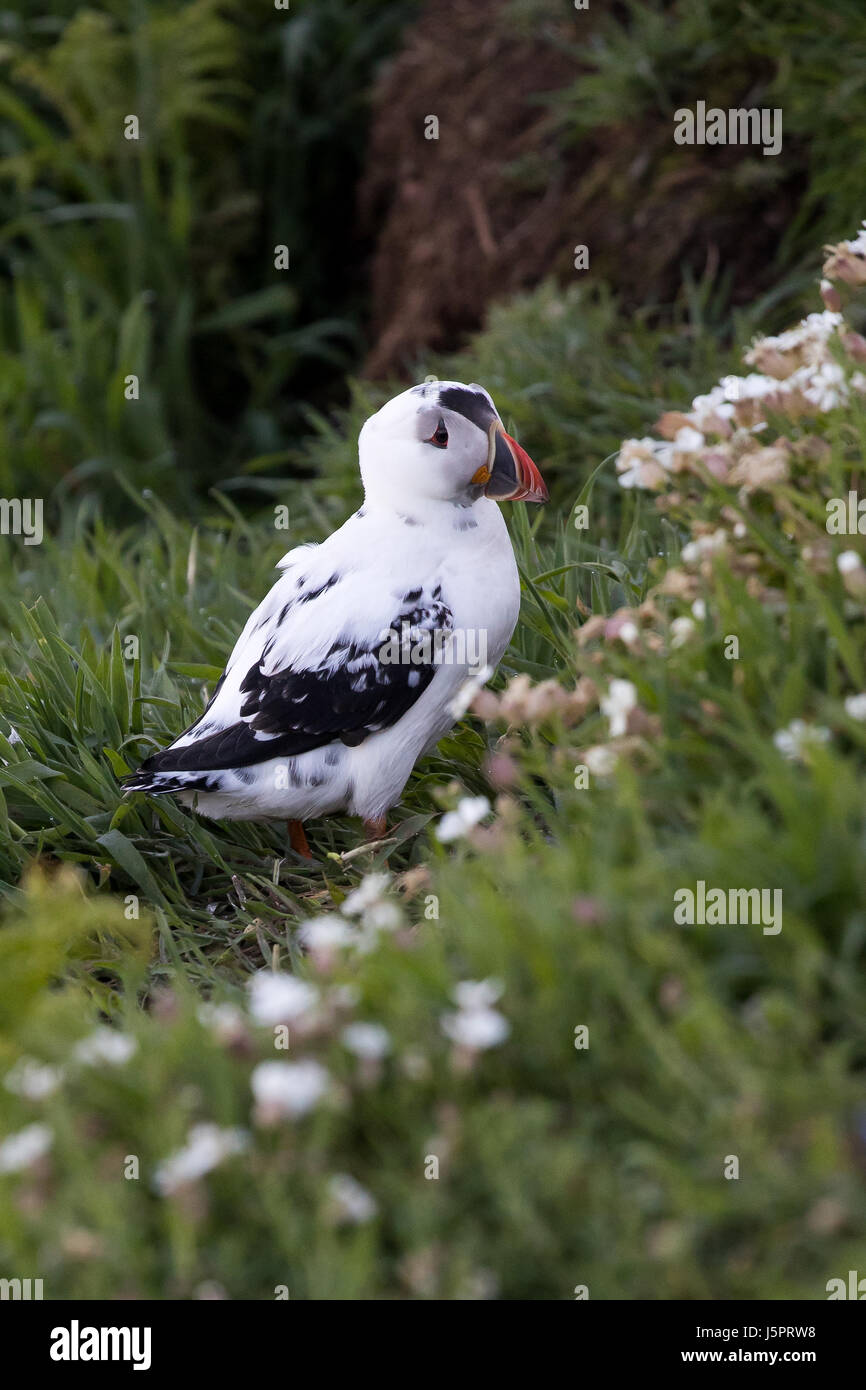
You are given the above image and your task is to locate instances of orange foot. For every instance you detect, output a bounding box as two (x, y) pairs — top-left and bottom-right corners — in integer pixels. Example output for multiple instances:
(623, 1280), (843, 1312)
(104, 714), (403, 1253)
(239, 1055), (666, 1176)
(288, 819), (313, 859)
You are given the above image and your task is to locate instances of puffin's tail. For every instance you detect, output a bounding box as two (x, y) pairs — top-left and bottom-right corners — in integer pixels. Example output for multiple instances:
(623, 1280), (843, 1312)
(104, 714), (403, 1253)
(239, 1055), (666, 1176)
(121, 750), (216, 797)
(121, 769), (209, 796)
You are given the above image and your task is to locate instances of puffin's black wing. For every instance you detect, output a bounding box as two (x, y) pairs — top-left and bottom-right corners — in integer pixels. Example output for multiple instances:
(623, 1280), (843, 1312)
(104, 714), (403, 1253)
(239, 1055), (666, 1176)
(123, 588), (453, 788)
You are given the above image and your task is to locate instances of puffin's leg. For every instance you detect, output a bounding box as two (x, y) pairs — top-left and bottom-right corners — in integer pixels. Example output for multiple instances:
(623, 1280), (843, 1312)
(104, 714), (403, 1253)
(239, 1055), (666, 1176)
(288, 819), (313, 859)
(363, 816), (387, 841)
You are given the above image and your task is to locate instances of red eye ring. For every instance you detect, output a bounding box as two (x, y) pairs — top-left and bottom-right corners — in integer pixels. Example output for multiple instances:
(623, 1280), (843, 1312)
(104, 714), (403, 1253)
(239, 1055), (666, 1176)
(427, 419), (449, 448)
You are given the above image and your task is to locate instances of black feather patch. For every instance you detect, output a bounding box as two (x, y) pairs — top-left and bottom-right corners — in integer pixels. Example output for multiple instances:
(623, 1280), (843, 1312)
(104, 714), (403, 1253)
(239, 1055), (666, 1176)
(126, 590), (453, 779)
(438, 384), (497, 432)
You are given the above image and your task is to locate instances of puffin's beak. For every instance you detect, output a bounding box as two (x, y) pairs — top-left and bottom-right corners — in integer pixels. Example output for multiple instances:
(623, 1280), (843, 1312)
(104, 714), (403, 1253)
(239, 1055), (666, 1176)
(477, 421), (548, 503)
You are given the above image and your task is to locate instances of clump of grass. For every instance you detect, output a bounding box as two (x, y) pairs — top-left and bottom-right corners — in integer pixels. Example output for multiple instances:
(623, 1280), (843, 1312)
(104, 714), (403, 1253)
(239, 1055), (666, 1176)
(0, 0), (417, 508)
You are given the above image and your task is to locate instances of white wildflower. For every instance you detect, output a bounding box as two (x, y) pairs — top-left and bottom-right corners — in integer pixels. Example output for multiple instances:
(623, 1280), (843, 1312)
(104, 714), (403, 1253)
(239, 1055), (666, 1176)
(454, 979), (504, 1010)
(773, 719), (832, 762)
(298, 914), (357, 953)
(247, 972), (318, 1025)
(442, 979), (509, 1051)
(687, 384), (736, 431)
(681, 529), (727, 567)
(342, 873), (391, 917)
(600, 679), (637, 737)
(673, 425), (704, 453)
(341, 1022), (391, 1060)
(250, 1060), (330, 1119)
(670, 616), (696, 648)
(328, 1173), (378, 1224)
(0, 1123), (53, 1173)
(747, 311), (842, 360)
(74, 1028), (137, 1067)
(154, 1124), (249, 1195)
(4, 1059), (62, 1101)
(584, 744), (618, 778)
(197, 1002), (246, 1042)
(797, 360), (847, 411)
(723, 372), (779, 402)
(442, 1006), (510, 1050)
(843, 222), (866, 256)
(837, 550), (863, 575)
(844, 693), (866, 721)
(360, 900), (402, 932)
(616, 437), (673, 490)
(437, 795), (491, 843)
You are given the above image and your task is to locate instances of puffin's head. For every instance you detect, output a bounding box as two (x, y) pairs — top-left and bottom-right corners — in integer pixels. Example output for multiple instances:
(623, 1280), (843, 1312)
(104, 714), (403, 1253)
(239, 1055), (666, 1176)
(358, 380), (548, 510)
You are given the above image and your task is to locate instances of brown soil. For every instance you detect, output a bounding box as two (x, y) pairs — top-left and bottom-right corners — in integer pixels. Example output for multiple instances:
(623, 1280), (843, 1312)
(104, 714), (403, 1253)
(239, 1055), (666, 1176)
(359, 0), (804, 378)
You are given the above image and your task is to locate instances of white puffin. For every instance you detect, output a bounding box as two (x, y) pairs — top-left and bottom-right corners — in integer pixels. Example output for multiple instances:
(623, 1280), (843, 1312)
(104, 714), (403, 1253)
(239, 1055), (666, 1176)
(123, 381), (547, 855)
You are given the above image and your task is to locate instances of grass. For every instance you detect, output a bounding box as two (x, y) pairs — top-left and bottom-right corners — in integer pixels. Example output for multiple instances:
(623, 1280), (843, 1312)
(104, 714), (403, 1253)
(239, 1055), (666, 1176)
(1, 243), (866, 1296)
(0, 0), (418, 506)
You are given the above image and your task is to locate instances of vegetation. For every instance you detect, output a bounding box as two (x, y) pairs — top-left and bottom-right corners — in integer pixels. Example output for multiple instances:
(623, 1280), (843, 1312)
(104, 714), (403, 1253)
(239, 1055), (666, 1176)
(547, 0), (866, 280)
(1, 0), (864, 1300)
(0, 0), (416, 507)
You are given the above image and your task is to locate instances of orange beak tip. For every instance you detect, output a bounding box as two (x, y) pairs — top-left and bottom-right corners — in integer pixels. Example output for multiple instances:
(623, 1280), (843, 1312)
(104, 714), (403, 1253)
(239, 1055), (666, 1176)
(504, 431), (548, 504)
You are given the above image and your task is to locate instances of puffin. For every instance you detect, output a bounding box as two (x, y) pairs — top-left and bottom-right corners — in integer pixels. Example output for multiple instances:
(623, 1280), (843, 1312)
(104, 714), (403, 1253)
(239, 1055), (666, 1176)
(122, 381), (547, 855)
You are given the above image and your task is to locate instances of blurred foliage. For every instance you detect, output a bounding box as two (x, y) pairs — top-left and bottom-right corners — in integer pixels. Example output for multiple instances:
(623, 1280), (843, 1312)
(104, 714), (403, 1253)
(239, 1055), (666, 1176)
(540, 0), (866, 288)
(0, 0), (417, 509)
(0, 794), (864, 1300)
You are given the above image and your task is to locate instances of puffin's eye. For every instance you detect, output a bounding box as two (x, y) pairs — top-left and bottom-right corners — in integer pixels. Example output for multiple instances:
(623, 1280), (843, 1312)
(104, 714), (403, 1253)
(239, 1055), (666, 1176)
(427, 418), (449, 448)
